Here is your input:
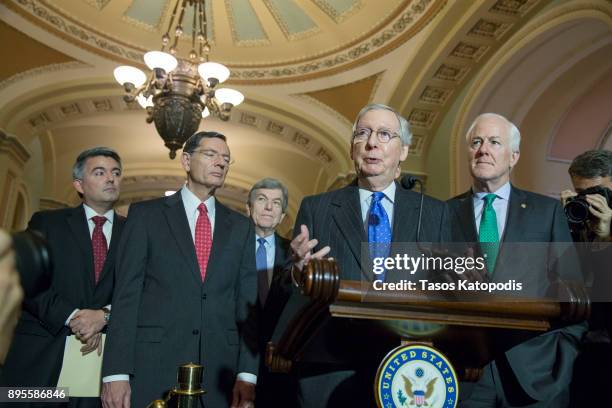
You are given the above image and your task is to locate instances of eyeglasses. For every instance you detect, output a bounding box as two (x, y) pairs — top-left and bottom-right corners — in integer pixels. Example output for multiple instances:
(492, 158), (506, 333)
(352, 127), (400, 143)
(190, 149), (234, 165)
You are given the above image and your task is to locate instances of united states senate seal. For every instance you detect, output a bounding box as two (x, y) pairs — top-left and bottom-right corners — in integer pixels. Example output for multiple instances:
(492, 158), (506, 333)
(374, 344), (458, 408)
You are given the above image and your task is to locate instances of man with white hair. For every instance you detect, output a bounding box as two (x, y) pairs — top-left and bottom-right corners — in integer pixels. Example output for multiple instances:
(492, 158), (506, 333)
(288, 103), (449, 407)
(446, 113), (585, 407)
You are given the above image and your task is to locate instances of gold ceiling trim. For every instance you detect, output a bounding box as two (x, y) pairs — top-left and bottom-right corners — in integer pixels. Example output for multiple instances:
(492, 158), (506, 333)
(230, 0), (446, 83)
(4, 0), (146, 66)
(262, 0), (321, 41)
(224, 0), (270, 47)
(4, 0), (445, 83)
(0, 61), (89, 92)
(82, 0), (110, 11)
(312, 0), (363, 24)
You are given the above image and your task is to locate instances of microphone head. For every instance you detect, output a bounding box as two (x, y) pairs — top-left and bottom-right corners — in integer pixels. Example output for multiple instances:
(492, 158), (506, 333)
(400, 174), (418, 190)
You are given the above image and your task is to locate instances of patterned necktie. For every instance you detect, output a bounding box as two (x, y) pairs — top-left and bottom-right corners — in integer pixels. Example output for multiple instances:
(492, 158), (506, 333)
(479, 194), (499, 275)
(368, 192), (392, 281)
(91, 216), (108, 284)
(195, 203), (212, 282)
(256, 237), (269, 304)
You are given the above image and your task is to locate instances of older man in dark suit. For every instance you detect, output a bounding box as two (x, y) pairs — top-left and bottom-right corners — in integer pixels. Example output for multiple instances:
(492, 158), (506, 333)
(447, 113), (585, 407)
(101, 132), (258, 408)
(245, 177), (295, 406)
(289, 103), (448, 407)
(0, 147), (125, 407)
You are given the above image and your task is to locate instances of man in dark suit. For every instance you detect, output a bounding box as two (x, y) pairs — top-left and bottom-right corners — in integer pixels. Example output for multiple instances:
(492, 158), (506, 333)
(245, 177), (295, 406)
(447, 113), (585, 407)
(101, 132), (258, 408)
(289, 104), (448, 407)
(0, 147), (125, 407)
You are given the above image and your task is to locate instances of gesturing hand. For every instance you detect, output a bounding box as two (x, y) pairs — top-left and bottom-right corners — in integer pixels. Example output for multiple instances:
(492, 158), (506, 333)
(290, 225), (331, 272)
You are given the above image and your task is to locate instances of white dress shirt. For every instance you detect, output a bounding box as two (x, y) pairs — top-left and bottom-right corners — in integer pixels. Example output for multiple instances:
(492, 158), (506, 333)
(472, 182), (511, 238)
(359, 181), (396, 231)
(65, 204), (114, 325)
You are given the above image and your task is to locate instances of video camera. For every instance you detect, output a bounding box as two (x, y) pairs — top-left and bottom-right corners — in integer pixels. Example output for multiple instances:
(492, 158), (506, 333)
(11, 230), (53, 298)
(564, 185), (612, 225)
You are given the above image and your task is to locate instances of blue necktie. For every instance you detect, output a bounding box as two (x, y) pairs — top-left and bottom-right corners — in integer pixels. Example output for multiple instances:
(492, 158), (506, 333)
(368, 192), (392, 281)
(256, 238), (269, 304)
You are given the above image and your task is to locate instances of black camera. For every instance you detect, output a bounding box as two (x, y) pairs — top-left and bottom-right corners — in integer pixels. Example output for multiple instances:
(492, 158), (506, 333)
(11, 230), (53, 298)
(564, 185), (612, 224)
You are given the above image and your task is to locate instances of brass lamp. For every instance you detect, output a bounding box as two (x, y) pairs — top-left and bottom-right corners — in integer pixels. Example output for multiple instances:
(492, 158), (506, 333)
(113, 0), (244, 159)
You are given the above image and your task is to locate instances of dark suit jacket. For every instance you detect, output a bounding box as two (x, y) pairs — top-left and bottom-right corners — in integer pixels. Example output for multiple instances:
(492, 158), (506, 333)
(447, 185), (586, 403)
(101, 192), (258, 408)
(259, 233), (292, 344)
(275, 181), (448, 365)
(256, 234), (296, 406)
(0, 205), (125, 387)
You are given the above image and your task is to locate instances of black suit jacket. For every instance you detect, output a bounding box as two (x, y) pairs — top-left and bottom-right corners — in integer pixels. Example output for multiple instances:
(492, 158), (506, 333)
(447, 185), (586, 403)
(259, 234), (291, 344)
(0, 205), (125, 387)
(101, 192), (258, 408)
(274, 182), (449, 365)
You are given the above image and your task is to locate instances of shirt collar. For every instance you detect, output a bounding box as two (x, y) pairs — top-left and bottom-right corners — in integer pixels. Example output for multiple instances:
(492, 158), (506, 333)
(472, 181), (511, 201)
(83, 204), (114, 224)
(181, 185), (215, 217)
(359, 181), (397, 206)
(256, 233), (275, 247)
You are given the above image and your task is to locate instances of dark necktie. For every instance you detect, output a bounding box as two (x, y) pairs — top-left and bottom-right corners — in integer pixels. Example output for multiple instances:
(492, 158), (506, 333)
(91, 216), (108, 284)
(479, 194), (499, 275)
(368, 192), (391, 281)
(195, 203), (212, 282)
(256, 237), (269, 304)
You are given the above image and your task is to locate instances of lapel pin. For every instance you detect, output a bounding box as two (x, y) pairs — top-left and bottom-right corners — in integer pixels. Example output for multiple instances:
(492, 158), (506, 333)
(521, 203), (527, 208)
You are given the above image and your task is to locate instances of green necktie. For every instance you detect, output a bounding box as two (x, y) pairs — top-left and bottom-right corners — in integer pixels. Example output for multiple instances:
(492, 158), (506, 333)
(479, 194), (499, 275)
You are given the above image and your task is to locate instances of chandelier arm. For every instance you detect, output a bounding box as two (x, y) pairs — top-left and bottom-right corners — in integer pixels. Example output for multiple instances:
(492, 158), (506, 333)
(177, 0), (188, 34)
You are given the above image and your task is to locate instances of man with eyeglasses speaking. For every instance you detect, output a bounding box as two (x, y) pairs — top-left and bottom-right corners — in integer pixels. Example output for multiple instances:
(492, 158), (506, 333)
(287, 103), (448, 407)
(101, 132), (258, 408)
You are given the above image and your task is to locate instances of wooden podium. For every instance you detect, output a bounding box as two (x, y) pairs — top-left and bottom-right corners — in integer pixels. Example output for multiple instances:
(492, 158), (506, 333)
(266, 259), (590, 381)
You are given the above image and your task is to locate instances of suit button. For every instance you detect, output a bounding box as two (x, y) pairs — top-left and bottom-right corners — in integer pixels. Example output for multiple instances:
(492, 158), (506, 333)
(192, 329), (199, 335)
(202, 294), (207, 300)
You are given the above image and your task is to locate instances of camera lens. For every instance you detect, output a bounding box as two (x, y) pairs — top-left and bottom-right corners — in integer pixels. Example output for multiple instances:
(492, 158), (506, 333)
(564, 199), (589, 224)
(11, 230), (52, 298)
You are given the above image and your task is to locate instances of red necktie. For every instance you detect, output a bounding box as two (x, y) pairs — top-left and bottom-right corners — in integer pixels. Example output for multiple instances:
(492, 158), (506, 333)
(195, 203), (212, 282)
(91, 216), (108, 284)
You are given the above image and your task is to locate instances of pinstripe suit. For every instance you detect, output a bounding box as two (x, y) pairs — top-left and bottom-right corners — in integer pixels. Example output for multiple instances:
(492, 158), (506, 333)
(289, 181), (448, 407)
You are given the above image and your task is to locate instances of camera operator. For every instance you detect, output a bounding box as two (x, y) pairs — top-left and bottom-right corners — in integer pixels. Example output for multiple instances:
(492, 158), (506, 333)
(563, 149), (612, 407)
(561, 149), (612, 243)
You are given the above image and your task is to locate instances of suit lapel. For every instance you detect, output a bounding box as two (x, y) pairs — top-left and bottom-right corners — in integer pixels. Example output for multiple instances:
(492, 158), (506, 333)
(455, 191), (479, 242)
(205, 200), (232, 284)
(164, 193), (202, 286)
(501, 186), (528, 243)
(67, 205), (95, 289)
(391, 186), (420, 243)
(331, 184), (364, 268)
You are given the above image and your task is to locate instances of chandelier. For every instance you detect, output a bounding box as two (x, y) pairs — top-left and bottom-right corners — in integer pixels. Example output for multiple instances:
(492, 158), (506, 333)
(113, 0), (244, 159)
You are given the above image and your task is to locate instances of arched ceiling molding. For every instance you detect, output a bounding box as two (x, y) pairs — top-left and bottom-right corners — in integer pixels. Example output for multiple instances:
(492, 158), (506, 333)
(0, 2), (117, 68)
(546, 68), (612, 162)
(448, 0), (612, 196)
(2, 0), (447, 84)
(388, 0), (551, 174)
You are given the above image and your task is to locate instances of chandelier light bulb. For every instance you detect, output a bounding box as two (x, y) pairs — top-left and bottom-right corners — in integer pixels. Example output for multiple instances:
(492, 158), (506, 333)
(215, 88), (244, 106)
(136, 94), (154, 109)
(113, 66), (146, 87)
(202, 107), (210, 118)
(198, 62), (230, 84)
(144, 51), (178, 73)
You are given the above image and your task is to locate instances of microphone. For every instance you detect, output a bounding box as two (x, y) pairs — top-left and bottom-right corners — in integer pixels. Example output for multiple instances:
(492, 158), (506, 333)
(400, 174), (418, 190)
